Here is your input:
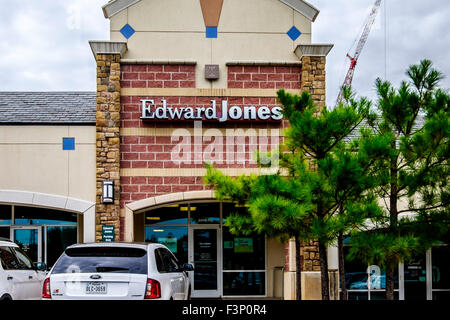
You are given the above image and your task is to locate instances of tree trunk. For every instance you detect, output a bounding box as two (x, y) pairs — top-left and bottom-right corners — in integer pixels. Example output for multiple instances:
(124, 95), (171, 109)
(338, 233), (347, 300)
(385, 263), (395, 300)
(295, 237), (302, 300)
(319, 241), (330, 300)
(387, 152), (399, 300)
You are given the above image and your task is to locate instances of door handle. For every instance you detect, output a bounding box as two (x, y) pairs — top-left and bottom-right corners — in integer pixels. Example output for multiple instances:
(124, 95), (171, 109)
(7, 276), (13, 280)
(29, 275), (33, 280)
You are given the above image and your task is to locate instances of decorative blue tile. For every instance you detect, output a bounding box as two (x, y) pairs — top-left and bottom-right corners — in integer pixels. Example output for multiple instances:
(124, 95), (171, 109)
(206, 26), (218, 38)
(287, 26), (302, 41)
(62, 138), (75, 150)
(120, 24), (135, 39)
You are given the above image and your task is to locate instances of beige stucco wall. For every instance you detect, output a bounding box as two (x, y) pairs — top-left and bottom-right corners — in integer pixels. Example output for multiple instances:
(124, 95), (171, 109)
(0, 126), (96, 203)
(109, 0), (312, 88)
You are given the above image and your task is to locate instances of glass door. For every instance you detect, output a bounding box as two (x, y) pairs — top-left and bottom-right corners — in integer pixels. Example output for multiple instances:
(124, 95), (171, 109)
(188, 226), (221, 298)
(11, 227), (42, 263)
(404, 253), (427, 300)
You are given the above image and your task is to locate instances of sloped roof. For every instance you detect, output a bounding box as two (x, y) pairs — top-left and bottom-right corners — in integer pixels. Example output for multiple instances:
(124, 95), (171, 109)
(102, 0), (320, 22)
(0, 92), (96, 124)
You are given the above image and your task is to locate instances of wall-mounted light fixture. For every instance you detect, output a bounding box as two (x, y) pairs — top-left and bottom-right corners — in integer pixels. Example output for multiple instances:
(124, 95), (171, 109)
(101, 181), (114, 204)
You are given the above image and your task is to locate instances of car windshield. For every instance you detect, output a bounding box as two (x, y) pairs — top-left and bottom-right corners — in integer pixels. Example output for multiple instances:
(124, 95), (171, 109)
(51, 246), (148, 275)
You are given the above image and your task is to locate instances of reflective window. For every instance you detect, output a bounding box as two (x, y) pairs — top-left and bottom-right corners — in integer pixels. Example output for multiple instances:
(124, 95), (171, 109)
(404, 253), (427, 300)
(13, 229), (38, 263)
(46, 226), (77, 268)
(223, 228), (265, 271)
(11, 247), (34, 270)
(343, 245), (399, 300)
(0, 227), (10, 239)
(145, 205), (188, 225)
(0, 205), (11, 225)
(432, 246), (450, 290)
(0, 246), (20, 270)
(193, 229), (217, 290)
(52, 246), (148, 274)
(223, 272), (265, 296)
(222, 202), (249, 225)
(155, 248), (180, 273)
(190, 203), (220, 224)
(145, 226), (188, 264)
(14, 206), (77, 225)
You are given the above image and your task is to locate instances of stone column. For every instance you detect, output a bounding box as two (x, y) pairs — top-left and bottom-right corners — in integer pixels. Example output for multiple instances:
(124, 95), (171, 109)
(291, 44), (334, 300)
(89, 41), (127, 242)
(295, 44), (333, 110)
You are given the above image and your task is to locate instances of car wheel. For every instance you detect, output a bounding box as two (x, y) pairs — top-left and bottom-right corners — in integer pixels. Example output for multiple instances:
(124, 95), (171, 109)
(0, 294), (12, 300)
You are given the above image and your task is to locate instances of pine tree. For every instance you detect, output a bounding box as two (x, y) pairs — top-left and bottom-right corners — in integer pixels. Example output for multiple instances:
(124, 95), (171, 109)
(204, 90), (381, 300)
(348, 60), (449, 300)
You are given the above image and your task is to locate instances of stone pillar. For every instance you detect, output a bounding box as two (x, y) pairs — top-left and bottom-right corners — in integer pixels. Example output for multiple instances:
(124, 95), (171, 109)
(89, 41), (127, 242)
(295, 44), (333, 110)
(289, 44), (334, 300)
(300, 56), (326, 108)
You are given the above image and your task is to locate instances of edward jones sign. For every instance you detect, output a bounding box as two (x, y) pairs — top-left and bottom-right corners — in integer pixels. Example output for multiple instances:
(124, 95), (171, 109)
(140, 99), (283, 122)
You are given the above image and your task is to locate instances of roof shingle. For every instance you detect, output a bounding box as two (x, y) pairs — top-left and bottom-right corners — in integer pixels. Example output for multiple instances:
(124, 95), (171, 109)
(0, 92), (96, 124)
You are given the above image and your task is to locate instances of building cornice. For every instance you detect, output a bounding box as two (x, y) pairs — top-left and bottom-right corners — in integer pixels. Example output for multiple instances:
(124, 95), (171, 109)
(294, 44), (334, 59)
(101, 0), (320, 22)
(89, 41), (128, 59)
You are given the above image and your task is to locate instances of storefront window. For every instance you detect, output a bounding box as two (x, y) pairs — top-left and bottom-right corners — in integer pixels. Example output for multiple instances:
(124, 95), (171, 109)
(145, 205), (188, 225)
(190, 203), (220, 224)
(145, 226), (188, 264)
(0, 205), (12, 225)
(223, 272), (265, 296)
(222, 202), (249, 225)
(46, 226), (77, 268)
(432, 246), (450, 300)
(14, 206), (77, 225)
(0, 227), (10, 239)
(343, 245), (399, 300)
(222, 227), (265, 270)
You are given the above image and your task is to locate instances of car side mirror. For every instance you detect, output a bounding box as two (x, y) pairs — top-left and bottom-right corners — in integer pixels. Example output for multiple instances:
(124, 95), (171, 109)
(34, 262), (47, 271)
(183, 263), (194, 272)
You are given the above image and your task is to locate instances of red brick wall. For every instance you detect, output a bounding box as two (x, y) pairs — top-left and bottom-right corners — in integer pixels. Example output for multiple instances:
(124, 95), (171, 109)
(119, 64), (297, 211)
(227, 65), (301, 89)
(121, 64), (196, 89)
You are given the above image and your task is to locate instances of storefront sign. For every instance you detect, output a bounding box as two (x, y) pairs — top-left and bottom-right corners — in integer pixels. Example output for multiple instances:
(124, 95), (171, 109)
(140, 99), (283, 122)
(234, 238), (253, 253)
(102, 225), (115, 242)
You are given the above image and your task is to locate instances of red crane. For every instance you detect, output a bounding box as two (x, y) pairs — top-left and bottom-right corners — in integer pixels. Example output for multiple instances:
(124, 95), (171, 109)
(336, 0), (383, 105)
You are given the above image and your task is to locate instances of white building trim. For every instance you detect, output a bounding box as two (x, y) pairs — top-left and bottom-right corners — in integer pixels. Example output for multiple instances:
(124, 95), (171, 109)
(0, 190), (96, 243)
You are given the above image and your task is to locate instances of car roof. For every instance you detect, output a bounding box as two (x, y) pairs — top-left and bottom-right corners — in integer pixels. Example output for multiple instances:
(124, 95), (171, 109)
(65, 242), (162, 251)
(0, 238), (18, 247)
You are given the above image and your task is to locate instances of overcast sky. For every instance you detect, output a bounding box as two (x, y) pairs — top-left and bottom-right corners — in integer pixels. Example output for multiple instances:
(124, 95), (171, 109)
(0, 0), (449, 107)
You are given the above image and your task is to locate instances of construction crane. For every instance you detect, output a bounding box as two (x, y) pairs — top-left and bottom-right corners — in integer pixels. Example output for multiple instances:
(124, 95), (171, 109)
(336, 0), (383, 105)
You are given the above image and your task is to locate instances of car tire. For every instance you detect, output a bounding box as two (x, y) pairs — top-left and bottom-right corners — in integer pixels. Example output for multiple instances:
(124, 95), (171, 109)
(0, 294), (12, 300)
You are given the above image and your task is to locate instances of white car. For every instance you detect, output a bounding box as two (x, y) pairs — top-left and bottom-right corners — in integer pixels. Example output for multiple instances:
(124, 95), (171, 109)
(0, 237), (47, 300)
(42, 242), (193, 300)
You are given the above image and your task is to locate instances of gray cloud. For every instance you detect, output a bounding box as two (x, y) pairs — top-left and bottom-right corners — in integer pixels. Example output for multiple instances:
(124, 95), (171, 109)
(0, 0), (448, 107)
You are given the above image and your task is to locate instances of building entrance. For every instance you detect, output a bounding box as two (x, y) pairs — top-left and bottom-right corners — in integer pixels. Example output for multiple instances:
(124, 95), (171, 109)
(11, 227), (42, 264)
(189, 226), (221, 298)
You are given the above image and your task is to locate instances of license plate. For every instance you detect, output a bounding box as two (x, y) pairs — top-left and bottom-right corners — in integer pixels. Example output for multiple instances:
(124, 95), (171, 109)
(85, 282), (107, 294)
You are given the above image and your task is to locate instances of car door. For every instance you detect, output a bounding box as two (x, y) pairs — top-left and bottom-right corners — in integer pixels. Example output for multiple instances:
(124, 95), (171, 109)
(10, 246), (42, 300)
(0, 246), (27, 299)
(160, 248), (186, 300)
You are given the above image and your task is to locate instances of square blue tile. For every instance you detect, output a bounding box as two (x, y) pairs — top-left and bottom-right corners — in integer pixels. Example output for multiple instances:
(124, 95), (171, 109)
(120, 24), (135, 39)
(287, 26), (301, 41)
(62, 137), (75, 151)
(206, 26), (218, 38)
